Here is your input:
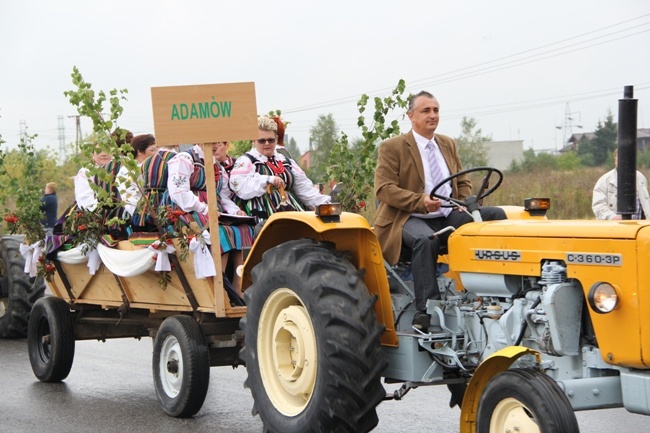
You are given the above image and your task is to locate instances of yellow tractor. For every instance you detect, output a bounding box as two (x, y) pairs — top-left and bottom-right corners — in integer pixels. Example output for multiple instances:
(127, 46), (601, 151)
(27, 83), (650, 433)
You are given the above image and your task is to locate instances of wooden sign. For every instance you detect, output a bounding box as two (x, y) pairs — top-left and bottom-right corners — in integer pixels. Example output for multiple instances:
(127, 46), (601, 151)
(151, 82), (258, 146)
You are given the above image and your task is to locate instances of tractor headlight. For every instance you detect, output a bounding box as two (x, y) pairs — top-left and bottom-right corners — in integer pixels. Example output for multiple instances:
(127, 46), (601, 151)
(588, 282), (619, 314)
(315, 203), (341, 223)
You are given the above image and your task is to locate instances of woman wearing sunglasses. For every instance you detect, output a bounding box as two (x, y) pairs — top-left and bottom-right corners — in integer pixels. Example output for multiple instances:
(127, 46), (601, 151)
(230, 116), (330, 220)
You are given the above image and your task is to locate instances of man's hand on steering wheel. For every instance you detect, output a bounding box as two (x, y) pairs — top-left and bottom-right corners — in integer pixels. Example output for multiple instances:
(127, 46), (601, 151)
(429, 166), (504, 212)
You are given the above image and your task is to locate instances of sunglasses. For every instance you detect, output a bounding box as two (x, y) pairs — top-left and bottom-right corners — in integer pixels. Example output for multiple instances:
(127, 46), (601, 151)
(256, 138), (276, 144)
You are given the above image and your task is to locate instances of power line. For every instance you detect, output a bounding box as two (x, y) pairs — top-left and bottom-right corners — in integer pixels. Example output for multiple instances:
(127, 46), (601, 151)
(282, 14), (650, 114)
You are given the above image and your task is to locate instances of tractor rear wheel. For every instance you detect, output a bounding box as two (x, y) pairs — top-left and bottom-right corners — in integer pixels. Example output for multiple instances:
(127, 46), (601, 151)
(0, 236), (46, 338)
(28, 296), (75, 382)
(477, 368), (579, 433)
(241, 239), (387, 433)
(152, 315), (210, 418)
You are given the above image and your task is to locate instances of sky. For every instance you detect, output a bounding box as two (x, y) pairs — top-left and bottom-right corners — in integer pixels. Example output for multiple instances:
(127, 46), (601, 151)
(1, 0), (650, 159)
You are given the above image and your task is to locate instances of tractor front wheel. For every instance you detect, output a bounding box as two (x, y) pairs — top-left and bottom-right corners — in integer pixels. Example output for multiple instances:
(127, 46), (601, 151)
(241, 239), (387, 433)
(477, 368), (579, 433)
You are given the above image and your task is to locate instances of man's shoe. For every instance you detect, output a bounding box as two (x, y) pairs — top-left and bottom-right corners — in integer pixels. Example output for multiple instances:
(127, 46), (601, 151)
(412, 311), (431, 331)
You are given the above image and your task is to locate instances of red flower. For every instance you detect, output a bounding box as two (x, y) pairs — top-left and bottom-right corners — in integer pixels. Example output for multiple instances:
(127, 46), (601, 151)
(3, 215), (18, 224)
(78, 224), (87, 231)
(359, 201), (366, 208)
(45, 264), (56, 272)
(171, 210), (185, 217)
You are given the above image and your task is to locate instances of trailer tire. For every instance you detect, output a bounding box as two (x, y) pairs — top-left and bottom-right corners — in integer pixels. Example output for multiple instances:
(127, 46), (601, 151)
(28, 296), (75, 382)
(477, 368), (579, 433)
(0, 236), (46, 338)
(241, 239), (387, 433)
(153, 315), (210, 418)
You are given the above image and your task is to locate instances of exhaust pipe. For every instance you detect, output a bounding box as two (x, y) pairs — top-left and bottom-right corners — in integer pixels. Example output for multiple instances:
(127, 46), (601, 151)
(617, 85), (637, 220)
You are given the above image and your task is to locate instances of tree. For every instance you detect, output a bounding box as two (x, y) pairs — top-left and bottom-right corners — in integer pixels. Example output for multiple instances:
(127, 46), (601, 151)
(230, 140), (251, 159)
(457, 117), (490, 169)
(285, 136), (302, 160)
(577, 110), (616, 166)
(309, 114), (339, 179)
(326, 79), (410, 214)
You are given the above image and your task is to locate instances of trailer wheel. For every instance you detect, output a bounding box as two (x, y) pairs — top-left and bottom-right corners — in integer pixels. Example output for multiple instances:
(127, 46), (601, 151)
(241, 239), (387, 433)
(0, 236), (47, 338)
(28, 296), (75, 382)
(153, 315), (210, 418)
(477, 368), (579, 433)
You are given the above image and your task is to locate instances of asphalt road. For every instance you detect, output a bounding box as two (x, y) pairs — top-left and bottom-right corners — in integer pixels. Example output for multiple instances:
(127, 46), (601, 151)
(1, 337), (647, 432)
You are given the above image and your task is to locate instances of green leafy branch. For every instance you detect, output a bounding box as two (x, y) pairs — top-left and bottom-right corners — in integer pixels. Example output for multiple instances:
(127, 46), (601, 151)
(0, 132), (47, 244)
(327, 79), (410, 214)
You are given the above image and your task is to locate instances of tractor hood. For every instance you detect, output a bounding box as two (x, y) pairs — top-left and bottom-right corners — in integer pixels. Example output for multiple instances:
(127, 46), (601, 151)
(453, 219), (650, 240)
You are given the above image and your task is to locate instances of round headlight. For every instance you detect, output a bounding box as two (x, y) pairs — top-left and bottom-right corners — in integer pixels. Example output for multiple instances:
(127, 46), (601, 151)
(588, 282), (619, 314)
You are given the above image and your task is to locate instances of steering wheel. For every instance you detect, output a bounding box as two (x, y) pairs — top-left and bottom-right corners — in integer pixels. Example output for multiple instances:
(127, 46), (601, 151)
(429, 166), (504, 209)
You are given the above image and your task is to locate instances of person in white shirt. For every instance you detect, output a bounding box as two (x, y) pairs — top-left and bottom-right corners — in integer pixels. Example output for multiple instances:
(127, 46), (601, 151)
(592, 149), (650, 220)
(74, 149), (113, 211)
(115, 134), (157, 218)
(230, 116), (330, 220)
(166, 142), (254, 296)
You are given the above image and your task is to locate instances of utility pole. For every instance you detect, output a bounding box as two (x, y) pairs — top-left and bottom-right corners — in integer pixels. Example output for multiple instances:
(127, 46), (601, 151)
(19, 120), (27, 143)
(57, 115), (66, 165)
(555, 103), (582, 152)
(68, 114), (82, 155)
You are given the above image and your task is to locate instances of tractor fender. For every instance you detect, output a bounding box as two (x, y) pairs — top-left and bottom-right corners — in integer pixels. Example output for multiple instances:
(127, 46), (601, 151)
(241, 211), (398, 346)
(459, 346), (542, 433)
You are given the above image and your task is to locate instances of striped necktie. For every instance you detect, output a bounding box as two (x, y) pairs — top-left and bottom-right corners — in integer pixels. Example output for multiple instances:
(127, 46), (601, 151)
(426, 141), (451, 217)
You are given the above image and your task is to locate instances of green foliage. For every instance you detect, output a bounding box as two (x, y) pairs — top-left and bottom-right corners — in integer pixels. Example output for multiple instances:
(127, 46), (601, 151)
(556, 151), (582, 171)
(230, 140), (252, 159)
(64, 66), (140, 226)
(309, 114), (339, 177)
(0, 133), (47, 244)
(638, 150), (650, 168)
(326, 79), (409, 214)
(577, 111), (616, 166)
(285, 136), (302, 160)
(509, 149), (558, 173)
(457, 117), (490, 169)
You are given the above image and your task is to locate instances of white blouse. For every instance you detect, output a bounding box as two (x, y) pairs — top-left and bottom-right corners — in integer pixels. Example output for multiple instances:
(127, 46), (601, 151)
(229, 149), (330, 207)
(74, 168), (98, 211)
(116, 163), (142, 217)
(167, 144), (240, 215)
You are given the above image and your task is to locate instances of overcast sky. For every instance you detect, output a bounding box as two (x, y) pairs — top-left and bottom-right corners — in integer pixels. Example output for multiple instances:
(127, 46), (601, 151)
(2, 1), (649, 158)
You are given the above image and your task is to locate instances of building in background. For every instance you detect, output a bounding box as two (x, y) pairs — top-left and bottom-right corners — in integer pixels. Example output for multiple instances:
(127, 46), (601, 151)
(486, 140), (525, 171)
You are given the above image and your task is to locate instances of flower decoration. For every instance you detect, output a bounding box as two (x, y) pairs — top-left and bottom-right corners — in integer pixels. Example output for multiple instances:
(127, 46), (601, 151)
(37, 256), (57, 281)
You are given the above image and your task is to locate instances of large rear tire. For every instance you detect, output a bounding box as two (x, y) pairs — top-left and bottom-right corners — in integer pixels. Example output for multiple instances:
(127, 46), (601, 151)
(152, 315), (210, 418)
(0, 236), (46, 338)
(241, 239), (387, 433)
(28, 296), (75, 382)
(477, 368), (579, 433)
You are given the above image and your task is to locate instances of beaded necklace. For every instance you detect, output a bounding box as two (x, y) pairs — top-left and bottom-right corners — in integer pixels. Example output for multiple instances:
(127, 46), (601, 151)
(266, 157), (285, 175)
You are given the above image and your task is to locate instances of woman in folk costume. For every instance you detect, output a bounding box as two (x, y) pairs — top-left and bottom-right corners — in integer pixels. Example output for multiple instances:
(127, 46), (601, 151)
(131, 145), (178, 231)
(230, 116), (330, 220)
(217, 140), (236, 176)
(115, 133), (157, 220)
(166, 141), (253, 295)
(270, 115), (296, 162)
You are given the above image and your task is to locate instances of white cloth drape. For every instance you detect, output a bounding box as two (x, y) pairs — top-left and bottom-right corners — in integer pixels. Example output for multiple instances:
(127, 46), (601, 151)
(96, 244), (155, 277)
(148, 241), (176, 272)
(19, 241), (42, 277)
(189, 230), (216, 279)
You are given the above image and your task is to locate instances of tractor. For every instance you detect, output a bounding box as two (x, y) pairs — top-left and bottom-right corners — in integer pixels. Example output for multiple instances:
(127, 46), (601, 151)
(26, 84), (650, 433)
